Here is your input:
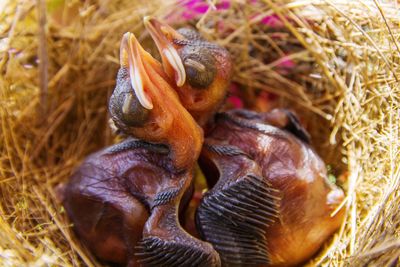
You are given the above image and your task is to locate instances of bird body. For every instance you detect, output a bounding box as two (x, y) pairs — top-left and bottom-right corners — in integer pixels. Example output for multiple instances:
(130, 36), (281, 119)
(197, 110), (345, 267)
(61, 139), (171, 265)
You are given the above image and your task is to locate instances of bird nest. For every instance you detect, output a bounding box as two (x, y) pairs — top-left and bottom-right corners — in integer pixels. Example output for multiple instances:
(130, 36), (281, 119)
(0, 0), (399, 266)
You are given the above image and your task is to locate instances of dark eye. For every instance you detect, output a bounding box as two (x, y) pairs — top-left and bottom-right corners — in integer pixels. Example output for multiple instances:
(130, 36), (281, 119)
(109, 68), (150, 127)
(182, 46), (216, 89)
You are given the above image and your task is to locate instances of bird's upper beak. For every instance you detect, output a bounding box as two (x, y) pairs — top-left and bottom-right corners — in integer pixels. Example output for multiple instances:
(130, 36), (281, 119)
(144, 16), (186, 87)
(120, 32), (154, 110)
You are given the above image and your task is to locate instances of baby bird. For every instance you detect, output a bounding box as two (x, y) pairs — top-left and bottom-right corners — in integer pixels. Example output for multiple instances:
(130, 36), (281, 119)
(60, 33), (220, 267)
(197, 109), (345, 266)
(144, 18), (344, 267)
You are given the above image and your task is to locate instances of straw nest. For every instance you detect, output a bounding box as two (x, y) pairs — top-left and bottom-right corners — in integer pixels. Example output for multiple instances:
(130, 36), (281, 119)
(1, 0), (399, 266)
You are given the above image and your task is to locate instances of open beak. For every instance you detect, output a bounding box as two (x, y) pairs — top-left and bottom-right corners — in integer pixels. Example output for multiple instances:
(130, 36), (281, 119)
(120, 32), (153, 110)
(143, 16), (186, 87)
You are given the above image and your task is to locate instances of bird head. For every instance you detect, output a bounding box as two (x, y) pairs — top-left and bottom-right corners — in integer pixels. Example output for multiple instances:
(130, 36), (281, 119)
(144, 17), (233, 126)
(109, 32), (203, 170)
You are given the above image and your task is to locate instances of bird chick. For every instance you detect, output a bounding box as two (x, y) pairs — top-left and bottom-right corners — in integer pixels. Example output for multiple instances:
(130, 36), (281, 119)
(61, 33), (220, 267)
(144, 18), (344, 267)
(197, 109), (345, 267)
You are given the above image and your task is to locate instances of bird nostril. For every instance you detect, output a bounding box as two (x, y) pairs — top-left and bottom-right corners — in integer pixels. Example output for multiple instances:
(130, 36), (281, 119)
(148, 122), (163, 135)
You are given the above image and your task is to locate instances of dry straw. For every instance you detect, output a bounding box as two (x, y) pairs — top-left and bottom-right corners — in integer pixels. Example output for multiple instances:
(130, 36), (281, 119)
(0, 0), (399, 266)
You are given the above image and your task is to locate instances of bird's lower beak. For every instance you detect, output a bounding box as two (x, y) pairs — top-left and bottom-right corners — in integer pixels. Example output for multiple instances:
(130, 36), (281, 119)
(143, 16), (186, 87)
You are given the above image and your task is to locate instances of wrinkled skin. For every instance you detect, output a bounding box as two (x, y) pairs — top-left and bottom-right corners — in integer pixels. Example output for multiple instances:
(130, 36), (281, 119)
(60, 33), (220, 267)
(61, 139), (187, 265)
(61, 138), (218, 267)
(197, 109), (345, 267)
